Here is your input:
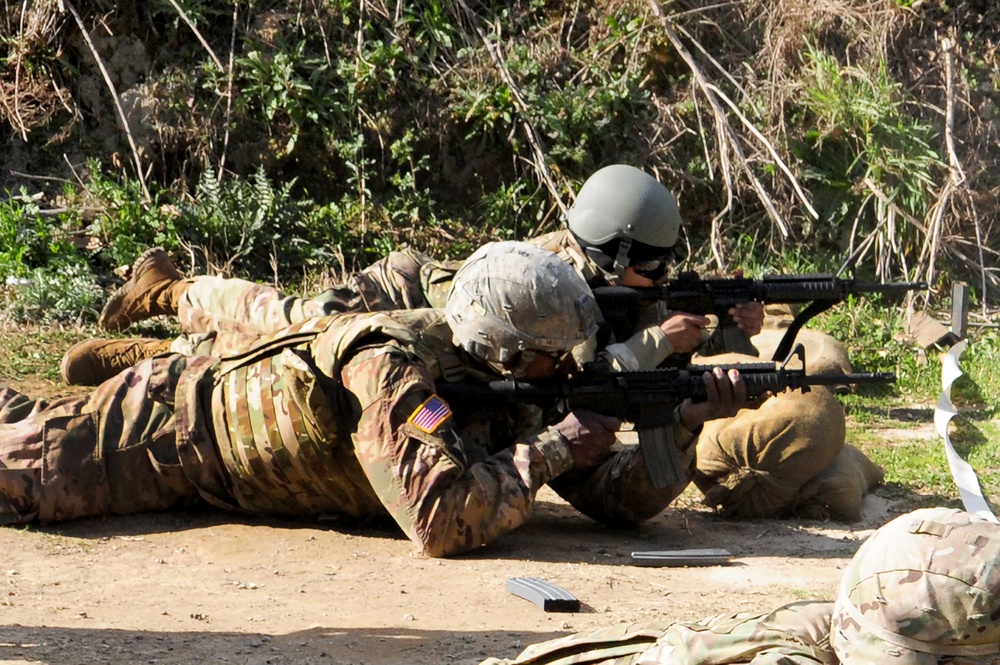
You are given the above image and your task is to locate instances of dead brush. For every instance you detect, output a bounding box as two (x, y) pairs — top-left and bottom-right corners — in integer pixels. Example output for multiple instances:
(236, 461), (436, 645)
(0, 0), (74, 140)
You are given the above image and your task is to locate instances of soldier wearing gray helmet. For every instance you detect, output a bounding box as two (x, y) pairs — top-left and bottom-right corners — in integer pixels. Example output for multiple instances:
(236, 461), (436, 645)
(480, 505), (1000, 664)
(531, 163), (763, 370)
(75, 164), (762, 382)
(0, 242), (752, 557)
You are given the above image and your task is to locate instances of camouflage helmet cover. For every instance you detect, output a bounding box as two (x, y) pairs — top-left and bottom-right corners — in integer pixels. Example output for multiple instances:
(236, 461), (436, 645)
(445, 241), (600, 369)
(831, 507), (1000, 665)
(564, 164), (681, 274)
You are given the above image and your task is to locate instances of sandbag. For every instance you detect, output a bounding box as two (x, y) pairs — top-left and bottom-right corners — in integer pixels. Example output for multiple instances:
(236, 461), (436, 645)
(786, 445), (884, 522)
(750, 328), (853, 378)
(694, 384), (846, 518)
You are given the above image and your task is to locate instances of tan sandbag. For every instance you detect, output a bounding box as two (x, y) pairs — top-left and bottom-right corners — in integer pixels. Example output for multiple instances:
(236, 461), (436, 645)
(694, 385), (846, 518)
(787, 445), (885, 522)
(762, 302), (797, 329)
(750, 328), (853, 377)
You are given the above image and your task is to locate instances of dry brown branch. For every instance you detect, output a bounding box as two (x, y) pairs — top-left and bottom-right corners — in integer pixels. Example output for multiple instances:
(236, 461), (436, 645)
(9, 0), (30, 140)
(454, 0), (569, 216)
(705, 81), (817, 222)
(217, 2), (239, 181)
(648, 0), (794, 268)
(62, 0), (150, 201)
(918, 33), (991, 310)
(672, 14), (818, 223)
(863, 175), (994, 289)
(1, 0), (65, 140)
(164, 0), (223, 71)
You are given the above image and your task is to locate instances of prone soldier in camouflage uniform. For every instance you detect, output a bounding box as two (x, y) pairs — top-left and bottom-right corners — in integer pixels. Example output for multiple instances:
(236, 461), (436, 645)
(65, 166), (863, 522)
(78, 164), (763, 382)
(479, 506), (1000, 664)
(0, 242), (753, 557)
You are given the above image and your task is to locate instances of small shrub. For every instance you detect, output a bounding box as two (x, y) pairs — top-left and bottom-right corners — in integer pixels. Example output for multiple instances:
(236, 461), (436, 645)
(175, 166), (329, 279)
(3, 261), (103, 324)
(76, 161), (180, 269)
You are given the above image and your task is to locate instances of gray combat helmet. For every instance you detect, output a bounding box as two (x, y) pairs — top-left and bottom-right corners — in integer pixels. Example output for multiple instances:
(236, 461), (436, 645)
(831, 507), (1000, 665)
(565, 164), (681, 276)
(445, 241), (600, 373)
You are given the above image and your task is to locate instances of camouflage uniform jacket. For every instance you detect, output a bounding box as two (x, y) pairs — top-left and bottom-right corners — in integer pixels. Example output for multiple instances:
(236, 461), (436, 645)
(174, 308), (695, 557)
(480, 600), (837, 665)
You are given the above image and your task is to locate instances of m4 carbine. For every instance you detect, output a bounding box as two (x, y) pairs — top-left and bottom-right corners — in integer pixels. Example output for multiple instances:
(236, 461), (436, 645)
(436, 345), (895, 489)
(592, 272), (926, 361)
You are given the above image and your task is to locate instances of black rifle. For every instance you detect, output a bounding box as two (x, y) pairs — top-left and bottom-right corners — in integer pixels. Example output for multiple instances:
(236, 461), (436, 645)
(592, 272), (926, 361)
(436, 345), (895, 489)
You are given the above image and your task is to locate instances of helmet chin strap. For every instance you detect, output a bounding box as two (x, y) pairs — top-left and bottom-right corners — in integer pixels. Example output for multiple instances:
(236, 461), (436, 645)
(613, 237), (632, 276)
(581, 238), (631, 279)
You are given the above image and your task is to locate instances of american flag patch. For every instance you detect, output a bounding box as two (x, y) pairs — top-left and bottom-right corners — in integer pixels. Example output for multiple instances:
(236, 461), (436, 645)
(407, 395), (453, 433)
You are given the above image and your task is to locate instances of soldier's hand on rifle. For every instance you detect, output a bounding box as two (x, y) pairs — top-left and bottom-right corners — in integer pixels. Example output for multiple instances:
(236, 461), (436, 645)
(729, 301), (764, 336)
(678, 367), (768, 431)
(554, 410), (622, 468)
(659, 312), (712, 354)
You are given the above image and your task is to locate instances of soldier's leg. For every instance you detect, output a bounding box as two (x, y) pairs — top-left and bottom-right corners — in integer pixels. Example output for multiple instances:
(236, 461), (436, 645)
(178, 276), (354, 334)
(0, 355), (205, 524)
(0, 385), (88, 423)
(59, 329), (279, 387)
(177, 250), (433, 334)
(348, 249), (431, 310)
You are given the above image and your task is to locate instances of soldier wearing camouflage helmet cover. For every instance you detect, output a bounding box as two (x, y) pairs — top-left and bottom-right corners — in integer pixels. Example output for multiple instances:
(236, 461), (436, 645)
(1, 242), (751, 557)
(71, 167), (856, 525)
(478, 506), (1000, 665)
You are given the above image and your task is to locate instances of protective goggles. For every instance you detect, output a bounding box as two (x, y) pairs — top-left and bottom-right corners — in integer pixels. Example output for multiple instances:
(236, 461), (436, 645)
(629, 244), (686, 281)
(504, 348), (576, 377)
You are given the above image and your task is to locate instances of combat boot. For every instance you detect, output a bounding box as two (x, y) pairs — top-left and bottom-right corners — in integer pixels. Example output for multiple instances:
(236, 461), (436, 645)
(99, 247), (189, 332)
(60, 338), (174, 386)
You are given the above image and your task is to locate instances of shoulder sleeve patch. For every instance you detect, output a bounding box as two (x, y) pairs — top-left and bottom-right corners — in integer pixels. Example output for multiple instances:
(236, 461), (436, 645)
(407, 394), (453, 433)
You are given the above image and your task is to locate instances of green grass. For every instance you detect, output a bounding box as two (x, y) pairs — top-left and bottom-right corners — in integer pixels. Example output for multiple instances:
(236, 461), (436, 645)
(0, 326), (92, 384)
(846, 401), (1000, 513)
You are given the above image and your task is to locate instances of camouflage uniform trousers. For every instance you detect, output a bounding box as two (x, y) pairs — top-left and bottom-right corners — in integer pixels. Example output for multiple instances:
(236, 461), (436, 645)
(174, 234), (587, 338)
(0, 355), (214, 524)
(177, 249), (434, 335)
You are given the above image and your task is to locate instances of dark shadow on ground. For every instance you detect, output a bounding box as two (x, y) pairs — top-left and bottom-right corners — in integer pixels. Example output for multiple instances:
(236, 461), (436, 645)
(0, 624), (564, 665)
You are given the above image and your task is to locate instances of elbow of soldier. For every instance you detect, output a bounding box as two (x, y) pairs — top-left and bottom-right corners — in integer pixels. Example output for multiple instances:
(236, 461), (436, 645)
(412, 528), (470, 558)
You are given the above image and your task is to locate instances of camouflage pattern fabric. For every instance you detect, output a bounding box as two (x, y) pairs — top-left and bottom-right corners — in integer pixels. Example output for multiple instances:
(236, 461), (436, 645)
(172, 229), (695, 374)
(526, 229), (611, 287)
(2, 304), (694, 556)
(176, 248), (440, 334)
(183, 307), (694, 556)
(480, 601), (837, 665)
(831, 507), (1000, 664)
(0, 386), (80, 423)
(0, 355), (212, 524)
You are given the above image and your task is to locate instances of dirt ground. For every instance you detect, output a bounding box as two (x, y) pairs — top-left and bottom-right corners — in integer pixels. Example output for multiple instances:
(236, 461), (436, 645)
(0, 375), (901, 665)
